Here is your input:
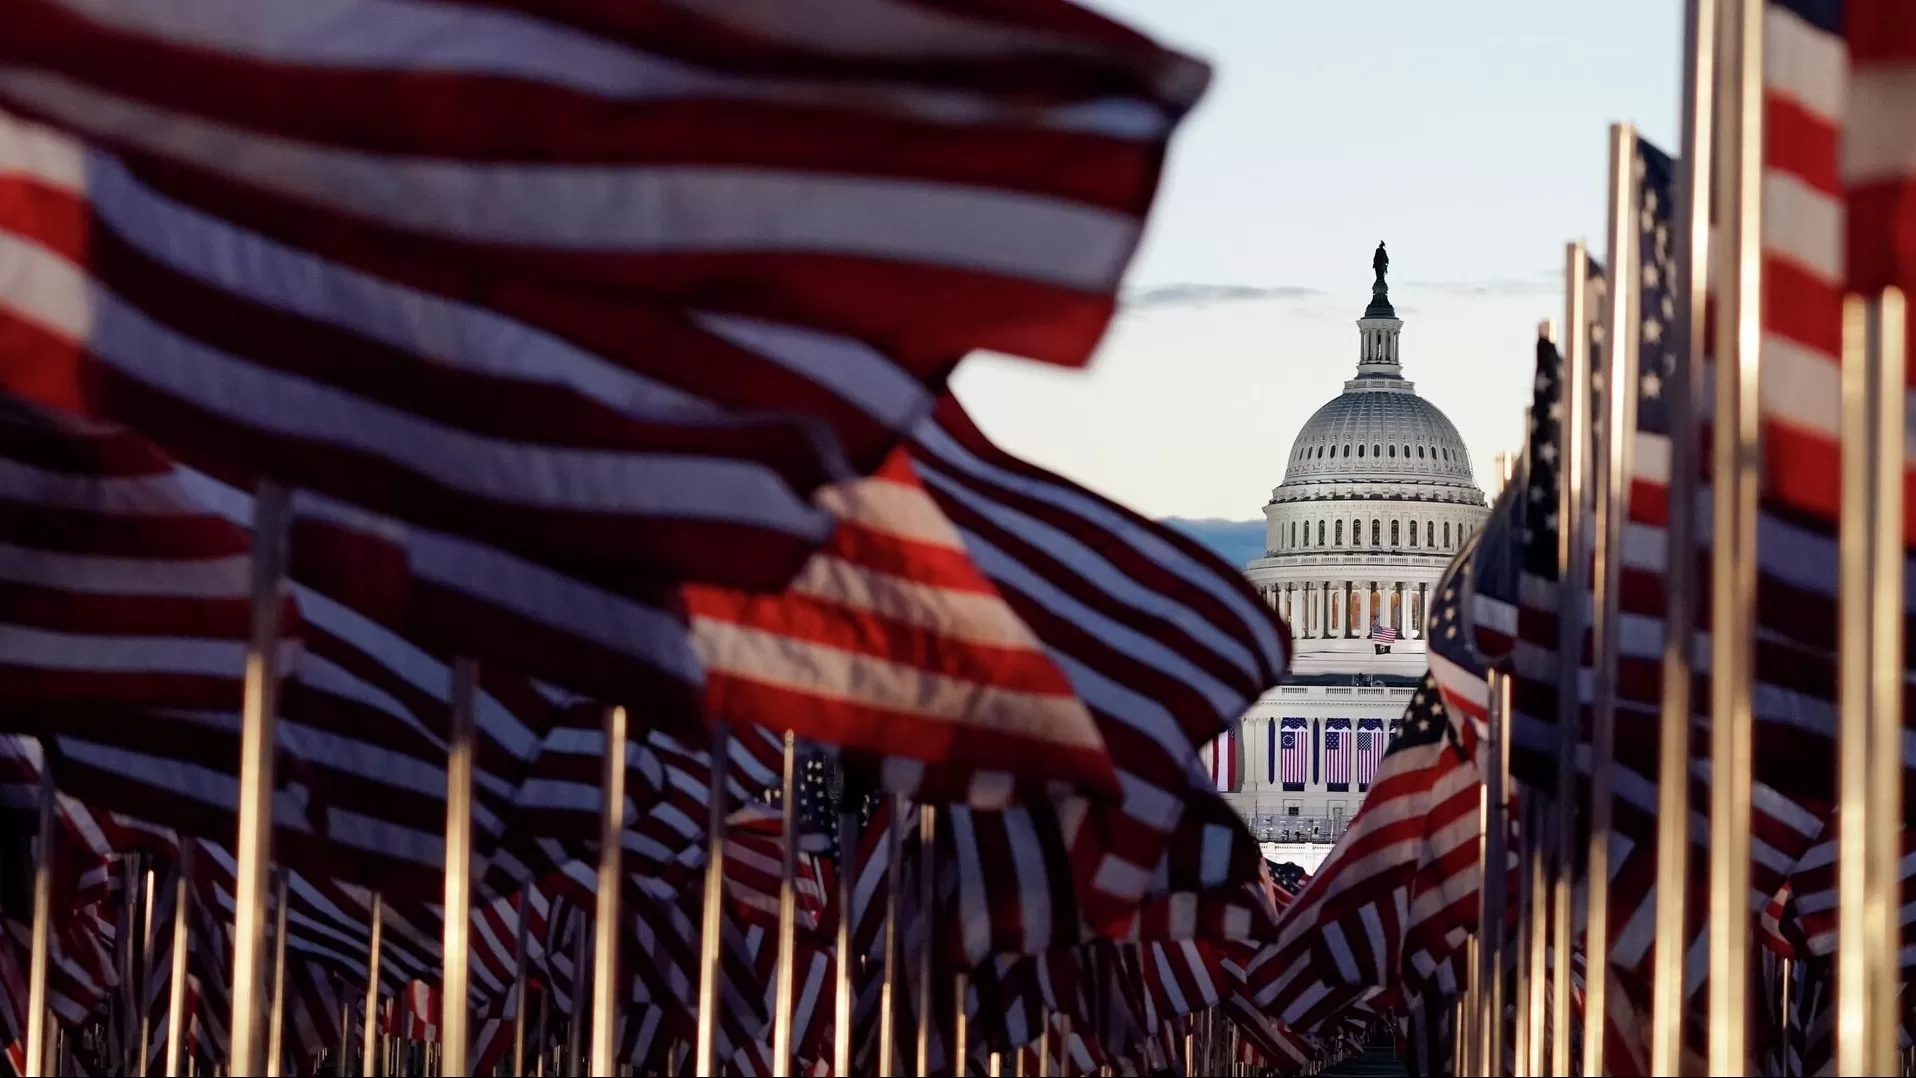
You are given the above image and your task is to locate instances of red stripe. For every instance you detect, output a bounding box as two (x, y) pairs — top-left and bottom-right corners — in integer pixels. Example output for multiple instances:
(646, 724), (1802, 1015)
(1763, 96), (1840, 196)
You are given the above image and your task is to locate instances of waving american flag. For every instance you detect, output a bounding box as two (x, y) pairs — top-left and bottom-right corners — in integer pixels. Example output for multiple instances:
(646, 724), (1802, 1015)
(1278, 718), (1310, 789)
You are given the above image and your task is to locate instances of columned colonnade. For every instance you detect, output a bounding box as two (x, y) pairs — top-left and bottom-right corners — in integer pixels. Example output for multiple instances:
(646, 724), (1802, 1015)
(1271, 579), (1426, 640)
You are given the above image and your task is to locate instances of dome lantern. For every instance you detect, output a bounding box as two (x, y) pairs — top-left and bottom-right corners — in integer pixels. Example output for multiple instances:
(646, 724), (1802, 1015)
(1355, 241), (1405, 380)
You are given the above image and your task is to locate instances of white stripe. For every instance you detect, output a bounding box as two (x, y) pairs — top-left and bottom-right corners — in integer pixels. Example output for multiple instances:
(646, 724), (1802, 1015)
(694, 313), (931, 435)
(0, 230), (833, 534)
(1762, 171), (1843, 284)
(0, 70), (1141, 288)
(1764, 4), (1847, 123)
(0, 542), (250, 598)
(0, 624), (250, 675)
(1842, 65), (1916, 183)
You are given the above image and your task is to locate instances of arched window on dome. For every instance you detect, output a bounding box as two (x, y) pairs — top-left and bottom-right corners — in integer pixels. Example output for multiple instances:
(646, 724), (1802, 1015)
(1443, 521), (1451, 548)
(1404, 444), (1411, 459)
(1391, 520), (1400, 547)
(1372, 519), (1381, 545)
(1409, 518), (1418, 546)
(1373, 444), (1381, 458)
(1352, 517), (1363, 546)
(1317, 520), (1325, 546)
(1334, 519), (1343, 546)
(1356, 444), (1364, 458)
(1418, 445), (1426, 458)
(1291, 521), (1298, 547)
(1427, 520), (1435, 547)
(1388, 444), (1396, 458)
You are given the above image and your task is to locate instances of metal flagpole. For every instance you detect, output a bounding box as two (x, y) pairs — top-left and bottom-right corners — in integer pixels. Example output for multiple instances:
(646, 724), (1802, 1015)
(595, 705), (632, 1078)
(834, 804), (858, 1078)
(1654, 3), (1713, 1072)
(339, 989), (352, 1078)
(565, 921), (587, 1077)
(1479, 668), (1511, 1077)
(1526, 797), (1549, 1078)
(140, 865), (157, 1077)
(1707, 0), (1762, 1070)
(1585, 120), (1643, 1078)
(167, 846), (193, 1078)
(693, 719), (730, 1076)
(1864, 290), (1906, 1078)
(953, 971), (969, 1076)
(266, 874), (290, 1077)
(361, 893), (383, 1078)
(1838, 289), (1908, 1074)
(877, 794), (907, 1078)
(24, 754), (54, 1078)
(772, 731), (800, 1078)
(230, 480), (293, 1075)
(915, 805), (938, 1077)
(1554, 242), (1594, 1078)
(442, 658), (479, 1077)
(121, 858), (143, 1076)
(513, 895), (529, 1077)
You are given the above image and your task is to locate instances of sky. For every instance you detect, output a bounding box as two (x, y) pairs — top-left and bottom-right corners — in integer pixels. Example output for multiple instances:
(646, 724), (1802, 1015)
(951, 0), (1684, 522)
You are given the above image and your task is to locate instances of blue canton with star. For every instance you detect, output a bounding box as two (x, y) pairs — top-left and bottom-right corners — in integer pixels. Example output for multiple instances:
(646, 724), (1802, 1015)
(1632, 138), (1679, 437)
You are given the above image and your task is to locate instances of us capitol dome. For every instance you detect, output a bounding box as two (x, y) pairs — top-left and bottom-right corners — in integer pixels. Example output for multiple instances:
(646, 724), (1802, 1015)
(1223, 243), (1489, 867)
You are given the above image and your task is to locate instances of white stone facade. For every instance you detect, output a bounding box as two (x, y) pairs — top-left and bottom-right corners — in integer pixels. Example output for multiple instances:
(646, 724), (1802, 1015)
(1226, 248), (1488, 851)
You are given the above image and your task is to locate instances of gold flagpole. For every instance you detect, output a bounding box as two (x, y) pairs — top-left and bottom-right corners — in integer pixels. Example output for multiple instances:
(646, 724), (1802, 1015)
(266, 875), (290, 1077)
(1655, 3), (1713, 1072)
(1526, 796), (1548, 1078)
(693, 719), (730, 1076)
(953, 971), (970, 1076)
(140, 865), (157, 1077)
(230, 480), (292, 1075)
(1707, 0), (1762, 1069)
(876, 793), (906, 1078)
(1585, 120), (1643, 1078)
(594, 705), (631, 1077)
(1864, 290), (1906, 1078)
(772, 731), (800, 1078)
(440, 658), (478, 1077)
(565, 920), (587, 1076)
(1479, 665), (1511, 1078)
(360, 893), (383, 1078)
(512, 894), (529, 1077)
(915, 805), (939, 1077)
(1838, 289), (1908, 1073)
(24, 759), (53, 1078)
(166, 848), (193, 1078)
(1554, 242), (1593, 1078)
(833, 802), (857, 1077)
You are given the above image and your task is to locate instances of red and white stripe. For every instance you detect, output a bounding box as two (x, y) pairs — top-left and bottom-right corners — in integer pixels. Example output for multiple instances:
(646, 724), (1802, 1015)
(685, 450), (1111, 791)
(0, 0), (1204, 592)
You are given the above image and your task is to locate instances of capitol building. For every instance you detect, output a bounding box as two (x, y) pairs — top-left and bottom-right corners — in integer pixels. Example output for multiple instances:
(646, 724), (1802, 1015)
(1231, 245), (1488, 868)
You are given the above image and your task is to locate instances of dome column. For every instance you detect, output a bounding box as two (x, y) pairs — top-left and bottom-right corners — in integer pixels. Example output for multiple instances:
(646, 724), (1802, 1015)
(1359, 582), (1373, 638)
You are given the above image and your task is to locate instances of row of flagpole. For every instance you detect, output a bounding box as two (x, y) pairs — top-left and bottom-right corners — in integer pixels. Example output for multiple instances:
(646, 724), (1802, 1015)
(1450, 0), (1916, 1073)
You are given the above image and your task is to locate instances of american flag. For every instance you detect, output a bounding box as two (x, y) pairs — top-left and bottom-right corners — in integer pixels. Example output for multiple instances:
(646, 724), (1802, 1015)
(1353, 721), (1387, 790)
(1206, 722), (1242, 794)
(1368, 621), (1399, 643)
(1323, 719), (1352, 789)
(1278, 718), (1309, 789)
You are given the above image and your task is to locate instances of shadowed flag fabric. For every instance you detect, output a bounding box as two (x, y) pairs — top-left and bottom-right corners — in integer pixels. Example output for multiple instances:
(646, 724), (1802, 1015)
(0, 0), (1209, 594)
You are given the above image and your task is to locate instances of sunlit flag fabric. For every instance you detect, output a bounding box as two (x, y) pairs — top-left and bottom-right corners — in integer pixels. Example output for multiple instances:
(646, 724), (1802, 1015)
(684, 449), (1112, 792)
(0, 0), (1208, 595)
(1278, 718), (1309, 789)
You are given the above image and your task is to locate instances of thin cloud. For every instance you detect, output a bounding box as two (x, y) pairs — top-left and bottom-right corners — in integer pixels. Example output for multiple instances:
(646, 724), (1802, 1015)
(1123, 283), (1325, 310)
(1401, 269), (1560, 298)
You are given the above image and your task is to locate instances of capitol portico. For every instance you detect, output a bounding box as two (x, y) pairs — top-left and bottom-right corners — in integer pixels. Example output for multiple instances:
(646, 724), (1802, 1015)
(1232, 245), (1488, 868)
